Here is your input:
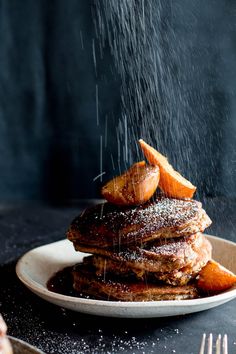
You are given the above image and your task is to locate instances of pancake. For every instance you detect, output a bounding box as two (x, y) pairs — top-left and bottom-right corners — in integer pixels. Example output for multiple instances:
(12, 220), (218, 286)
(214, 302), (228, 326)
(74, 233), (211, 274)
(67, 197), (212, 248)
(82, 235), (212, 286)
(72, 263), (199, 301)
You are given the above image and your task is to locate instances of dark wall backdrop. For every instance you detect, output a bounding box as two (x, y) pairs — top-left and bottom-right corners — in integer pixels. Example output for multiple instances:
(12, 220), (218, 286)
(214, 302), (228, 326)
(0, 0), (235, 202)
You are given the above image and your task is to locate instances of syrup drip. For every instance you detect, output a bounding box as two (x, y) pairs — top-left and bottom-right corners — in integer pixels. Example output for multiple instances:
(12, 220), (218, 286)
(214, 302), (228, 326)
(47, 266), (78, 297)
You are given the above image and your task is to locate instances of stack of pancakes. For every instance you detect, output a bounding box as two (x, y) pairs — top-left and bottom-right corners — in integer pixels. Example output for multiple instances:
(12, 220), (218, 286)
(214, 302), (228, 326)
(67, 197), (212, 301)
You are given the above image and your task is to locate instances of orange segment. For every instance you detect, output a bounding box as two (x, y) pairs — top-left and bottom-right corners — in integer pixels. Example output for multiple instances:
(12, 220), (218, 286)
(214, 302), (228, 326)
(139, 139), (196, 199)
(197, 260), (236, 293)
(101, 161), (160, 206)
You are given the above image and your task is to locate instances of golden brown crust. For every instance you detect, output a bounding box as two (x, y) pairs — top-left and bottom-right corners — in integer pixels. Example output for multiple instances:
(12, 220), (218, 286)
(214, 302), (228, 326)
(72, 264), (199, 301)
(67, 198), (212, 248)
(78, 233), (206, 272)
(82, 235), (212, 286)
(77, 233), (205, 273)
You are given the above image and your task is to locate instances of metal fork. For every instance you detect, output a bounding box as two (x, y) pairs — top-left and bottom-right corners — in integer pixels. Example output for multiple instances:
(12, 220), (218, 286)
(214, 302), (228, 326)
(199, 333), (228, 354)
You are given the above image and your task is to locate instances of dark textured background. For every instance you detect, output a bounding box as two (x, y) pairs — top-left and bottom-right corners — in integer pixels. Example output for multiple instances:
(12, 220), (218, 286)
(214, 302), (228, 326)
(0, 0), (235, 202)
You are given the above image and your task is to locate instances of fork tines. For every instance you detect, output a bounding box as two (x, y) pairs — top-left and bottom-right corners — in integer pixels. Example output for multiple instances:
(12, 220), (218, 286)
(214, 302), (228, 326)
(199, 333), (228, 354)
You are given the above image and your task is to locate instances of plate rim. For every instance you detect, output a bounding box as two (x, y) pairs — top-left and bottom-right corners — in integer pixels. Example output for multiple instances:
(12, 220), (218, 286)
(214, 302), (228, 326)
(8, 335), (45, 354)
(15, 234), (236, 309)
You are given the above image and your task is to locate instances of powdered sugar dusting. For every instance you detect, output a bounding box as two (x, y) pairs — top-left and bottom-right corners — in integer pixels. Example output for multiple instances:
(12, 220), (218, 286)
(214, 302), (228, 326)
(85, 197), (198, 228)
(70, 197), (205, 246)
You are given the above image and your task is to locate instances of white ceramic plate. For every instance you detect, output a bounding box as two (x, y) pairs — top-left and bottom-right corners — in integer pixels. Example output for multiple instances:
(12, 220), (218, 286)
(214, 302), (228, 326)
(16, 235), (236, 318)
(8, 336), (45, 354)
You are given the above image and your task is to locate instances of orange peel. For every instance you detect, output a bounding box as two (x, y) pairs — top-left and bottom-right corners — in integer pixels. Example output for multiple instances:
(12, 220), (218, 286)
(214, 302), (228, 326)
(139, 139), (196, 199)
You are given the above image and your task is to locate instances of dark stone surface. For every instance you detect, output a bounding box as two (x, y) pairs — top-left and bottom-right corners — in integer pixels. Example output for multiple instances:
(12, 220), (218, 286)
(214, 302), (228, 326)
(0, 199), (236, 354)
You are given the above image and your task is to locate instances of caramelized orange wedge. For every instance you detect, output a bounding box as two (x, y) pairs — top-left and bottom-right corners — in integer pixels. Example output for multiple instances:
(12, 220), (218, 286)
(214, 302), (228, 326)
(101, 161), (160, 206)
(139, 139), (196, 199)
(197, 260), (236, 293)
